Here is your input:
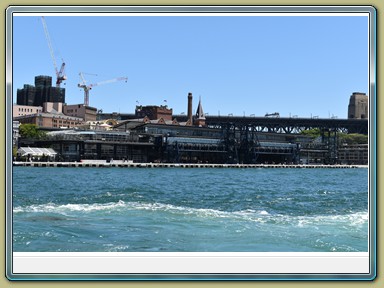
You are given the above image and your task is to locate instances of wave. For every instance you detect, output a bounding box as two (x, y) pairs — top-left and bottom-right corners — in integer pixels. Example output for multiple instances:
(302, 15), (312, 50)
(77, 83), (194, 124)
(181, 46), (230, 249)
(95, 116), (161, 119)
(13, 201), (368, 226)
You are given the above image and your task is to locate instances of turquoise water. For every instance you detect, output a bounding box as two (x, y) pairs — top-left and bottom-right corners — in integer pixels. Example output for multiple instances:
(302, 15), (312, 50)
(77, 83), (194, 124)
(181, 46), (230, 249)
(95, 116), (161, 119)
(12, 167), (368, 252)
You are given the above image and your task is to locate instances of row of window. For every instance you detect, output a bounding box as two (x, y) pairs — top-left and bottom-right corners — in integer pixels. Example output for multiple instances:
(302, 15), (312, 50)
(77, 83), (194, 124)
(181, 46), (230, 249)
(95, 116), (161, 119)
(65, 109), (78, 113)
(18, 107), (42, 113)
(338, 153), (368, 160)
(52, 119), (81, 126)
(17, 113), (37, 116)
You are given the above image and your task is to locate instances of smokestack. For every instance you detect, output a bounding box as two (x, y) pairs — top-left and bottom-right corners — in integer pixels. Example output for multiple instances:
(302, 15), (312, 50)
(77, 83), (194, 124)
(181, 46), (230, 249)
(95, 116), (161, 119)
(187, 92), (193, 124)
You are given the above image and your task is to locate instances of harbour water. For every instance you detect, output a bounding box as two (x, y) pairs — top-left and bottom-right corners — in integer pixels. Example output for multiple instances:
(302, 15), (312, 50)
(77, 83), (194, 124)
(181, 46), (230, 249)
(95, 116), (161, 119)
(12, 167), (368, 252)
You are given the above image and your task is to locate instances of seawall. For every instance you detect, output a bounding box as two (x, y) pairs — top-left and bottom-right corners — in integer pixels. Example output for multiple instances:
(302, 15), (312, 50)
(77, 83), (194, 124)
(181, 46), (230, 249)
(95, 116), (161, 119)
(12, 162), (368, 169)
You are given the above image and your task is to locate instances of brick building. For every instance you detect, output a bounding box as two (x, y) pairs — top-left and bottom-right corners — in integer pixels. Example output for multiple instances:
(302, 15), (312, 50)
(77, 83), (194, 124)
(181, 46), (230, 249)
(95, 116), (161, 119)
(63, 104), (97, 122)
(14, 112), (84, 129)
(135, 105), (173, 121)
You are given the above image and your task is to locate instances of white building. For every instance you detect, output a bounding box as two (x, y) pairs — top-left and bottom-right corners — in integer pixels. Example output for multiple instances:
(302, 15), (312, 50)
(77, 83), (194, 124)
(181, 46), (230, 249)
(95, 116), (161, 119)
(13, 104), (42, 117)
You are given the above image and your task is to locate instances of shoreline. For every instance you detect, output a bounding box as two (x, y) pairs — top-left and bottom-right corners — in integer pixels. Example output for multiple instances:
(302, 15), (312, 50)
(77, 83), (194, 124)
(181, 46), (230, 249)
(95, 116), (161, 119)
(12, 161), (368, 169)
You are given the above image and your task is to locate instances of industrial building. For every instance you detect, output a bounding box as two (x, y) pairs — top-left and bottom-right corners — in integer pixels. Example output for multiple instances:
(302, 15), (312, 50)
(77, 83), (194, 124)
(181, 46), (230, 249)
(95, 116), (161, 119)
(22, 123), (304, 164)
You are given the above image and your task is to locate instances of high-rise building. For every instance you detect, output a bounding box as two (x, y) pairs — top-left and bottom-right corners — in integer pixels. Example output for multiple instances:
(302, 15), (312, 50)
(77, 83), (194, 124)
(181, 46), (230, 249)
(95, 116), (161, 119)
(34, 75), (52, 88)
(16, 84), (36, 106)
(16, 75), (65, 107)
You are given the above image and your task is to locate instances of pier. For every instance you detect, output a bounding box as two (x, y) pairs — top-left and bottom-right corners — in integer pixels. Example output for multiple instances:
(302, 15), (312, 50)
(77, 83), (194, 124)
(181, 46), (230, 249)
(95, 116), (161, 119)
(13, 161), (367, 169)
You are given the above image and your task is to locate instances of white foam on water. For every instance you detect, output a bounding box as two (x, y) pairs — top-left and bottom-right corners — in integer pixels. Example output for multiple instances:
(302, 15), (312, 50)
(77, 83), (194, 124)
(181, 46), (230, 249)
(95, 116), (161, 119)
(13, 201), (368, 228)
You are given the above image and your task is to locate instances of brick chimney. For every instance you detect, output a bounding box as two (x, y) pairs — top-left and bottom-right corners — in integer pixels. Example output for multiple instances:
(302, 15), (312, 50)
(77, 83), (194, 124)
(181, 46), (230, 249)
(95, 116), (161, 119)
(187, 92), (193, 124)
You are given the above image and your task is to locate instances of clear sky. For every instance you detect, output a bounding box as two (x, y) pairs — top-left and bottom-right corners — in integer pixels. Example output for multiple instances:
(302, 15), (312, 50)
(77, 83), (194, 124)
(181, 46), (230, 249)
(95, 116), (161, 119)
(12, 13), (369, 119)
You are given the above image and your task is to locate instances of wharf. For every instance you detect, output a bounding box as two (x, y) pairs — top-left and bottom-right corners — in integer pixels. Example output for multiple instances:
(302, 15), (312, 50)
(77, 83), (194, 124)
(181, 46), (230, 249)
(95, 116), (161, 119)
(13, 161), (367, 169)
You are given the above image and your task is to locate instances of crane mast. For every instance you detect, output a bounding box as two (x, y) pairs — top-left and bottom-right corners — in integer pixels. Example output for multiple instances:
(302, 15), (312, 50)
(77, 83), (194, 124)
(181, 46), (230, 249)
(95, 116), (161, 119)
(41, 16), (67, 87)
(78, 72), (128, 106)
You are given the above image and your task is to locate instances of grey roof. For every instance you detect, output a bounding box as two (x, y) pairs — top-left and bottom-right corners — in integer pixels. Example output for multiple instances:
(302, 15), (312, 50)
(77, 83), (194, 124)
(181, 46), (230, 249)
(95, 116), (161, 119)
(113, 119), (146, 130)
(18, 147), (57, 157)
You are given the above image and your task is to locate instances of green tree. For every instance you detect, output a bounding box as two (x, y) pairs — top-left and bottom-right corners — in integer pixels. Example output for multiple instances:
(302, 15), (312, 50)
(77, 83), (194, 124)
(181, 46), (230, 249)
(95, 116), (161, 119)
(19, 124), (46, 139)
(338, 133), (368, 145)
(13, 146), (18, 158)
(301, 129), (367, 145)
(301, 128), (321, 138)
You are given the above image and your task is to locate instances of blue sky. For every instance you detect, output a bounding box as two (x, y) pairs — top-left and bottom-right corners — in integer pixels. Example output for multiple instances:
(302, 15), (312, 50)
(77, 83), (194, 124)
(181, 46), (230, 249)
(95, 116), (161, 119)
(12, 13), (369, 118)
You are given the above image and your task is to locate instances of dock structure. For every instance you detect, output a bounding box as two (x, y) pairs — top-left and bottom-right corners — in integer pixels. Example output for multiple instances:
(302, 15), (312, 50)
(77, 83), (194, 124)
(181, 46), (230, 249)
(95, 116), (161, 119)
(15, 91), (369, 166)
(13, 161), (367, 169)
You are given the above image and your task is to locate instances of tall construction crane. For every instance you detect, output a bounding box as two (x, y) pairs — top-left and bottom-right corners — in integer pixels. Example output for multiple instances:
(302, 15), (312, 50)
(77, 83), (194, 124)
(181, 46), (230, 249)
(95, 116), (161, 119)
(78, 72), (128, 106)
(41, 16), (67, 87)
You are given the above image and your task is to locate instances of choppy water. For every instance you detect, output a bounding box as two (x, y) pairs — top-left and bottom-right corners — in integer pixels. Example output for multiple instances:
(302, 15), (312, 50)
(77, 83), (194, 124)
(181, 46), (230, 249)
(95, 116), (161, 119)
(12, 167), (368, 252)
